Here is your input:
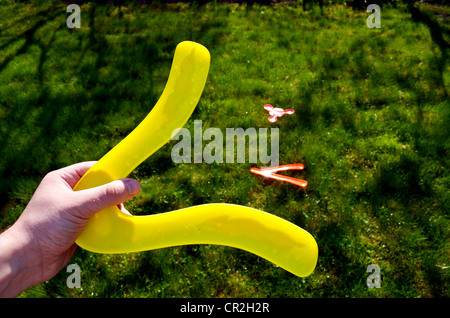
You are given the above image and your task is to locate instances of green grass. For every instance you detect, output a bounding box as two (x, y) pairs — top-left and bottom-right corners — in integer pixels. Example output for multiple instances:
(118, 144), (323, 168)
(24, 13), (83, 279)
(0, 1), (448, 298)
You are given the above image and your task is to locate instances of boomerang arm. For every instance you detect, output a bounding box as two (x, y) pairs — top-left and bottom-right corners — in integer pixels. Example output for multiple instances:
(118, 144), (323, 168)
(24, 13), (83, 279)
(251, 168), (308, 188)
(73, 42), (210, 189)
(76, 204), (318, 277)
(260, 163), (304, 173)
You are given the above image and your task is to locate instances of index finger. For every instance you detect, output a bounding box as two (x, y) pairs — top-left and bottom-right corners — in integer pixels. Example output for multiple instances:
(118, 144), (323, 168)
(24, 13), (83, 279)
(54, 161), (98, 189)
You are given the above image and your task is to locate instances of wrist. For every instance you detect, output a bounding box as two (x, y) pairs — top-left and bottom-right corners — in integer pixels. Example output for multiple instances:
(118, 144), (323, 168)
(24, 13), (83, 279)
(0, 225), (37, 297)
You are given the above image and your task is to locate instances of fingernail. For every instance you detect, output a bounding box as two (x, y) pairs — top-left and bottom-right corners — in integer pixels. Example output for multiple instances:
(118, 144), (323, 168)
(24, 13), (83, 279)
(124, 179), (140, 196)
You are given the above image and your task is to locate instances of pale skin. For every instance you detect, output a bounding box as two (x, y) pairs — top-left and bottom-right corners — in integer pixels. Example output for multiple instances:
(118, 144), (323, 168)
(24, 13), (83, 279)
(0, 161), (141, 297)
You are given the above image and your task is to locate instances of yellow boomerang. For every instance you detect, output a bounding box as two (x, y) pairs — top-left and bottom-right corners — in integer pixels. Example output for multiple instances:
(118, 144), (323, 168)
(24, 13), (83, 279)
(73, 41), (318, 277)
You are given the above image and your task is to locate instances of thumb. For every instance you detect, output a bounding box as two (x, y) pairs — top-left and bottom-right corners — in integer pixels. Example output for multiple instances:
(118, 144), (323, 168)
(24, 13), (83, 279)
(74, 178), (141, 218)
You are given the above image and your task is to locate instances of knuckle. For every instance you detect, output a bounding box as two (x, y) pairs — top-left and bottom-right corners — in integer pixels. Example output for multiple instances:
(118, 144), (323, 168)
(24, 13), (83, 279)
(103, 181), (125, 203)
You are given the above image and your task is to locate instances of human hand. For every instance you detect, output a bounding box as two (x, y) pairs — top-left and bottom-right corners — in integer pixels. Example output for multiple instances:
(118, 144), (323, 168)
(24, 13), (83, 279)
(0, 161), (140, 297)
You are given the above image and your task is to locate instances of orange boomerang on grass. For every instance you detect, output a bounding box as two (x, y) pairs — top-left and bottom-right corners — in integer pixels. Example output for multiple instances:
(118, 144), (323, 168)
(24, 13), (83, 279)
(251, 163), (308, 188)
(73, 41), (318, 278)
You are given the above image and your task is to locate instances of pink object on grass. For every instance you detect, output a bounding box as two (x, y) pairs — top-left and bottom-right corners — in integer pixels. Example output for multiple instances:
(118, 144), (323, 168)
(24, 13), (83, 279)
(264, 104), (295, 123)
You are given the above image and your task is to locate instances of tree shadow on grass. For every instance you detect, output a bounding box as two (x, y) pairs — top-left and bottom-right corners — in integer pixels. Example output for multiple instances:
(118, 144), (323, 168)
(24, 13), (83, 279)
(290, 6), (449, 296)
(0, 7), (64, 74)
(316, 221), (367, 297)
(404, 2), (449, 168)
(0, 3), (163, 221)
(0, 2), (234, 227)
(407, 2), (449, 66)
(0, 6), (67, 217)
